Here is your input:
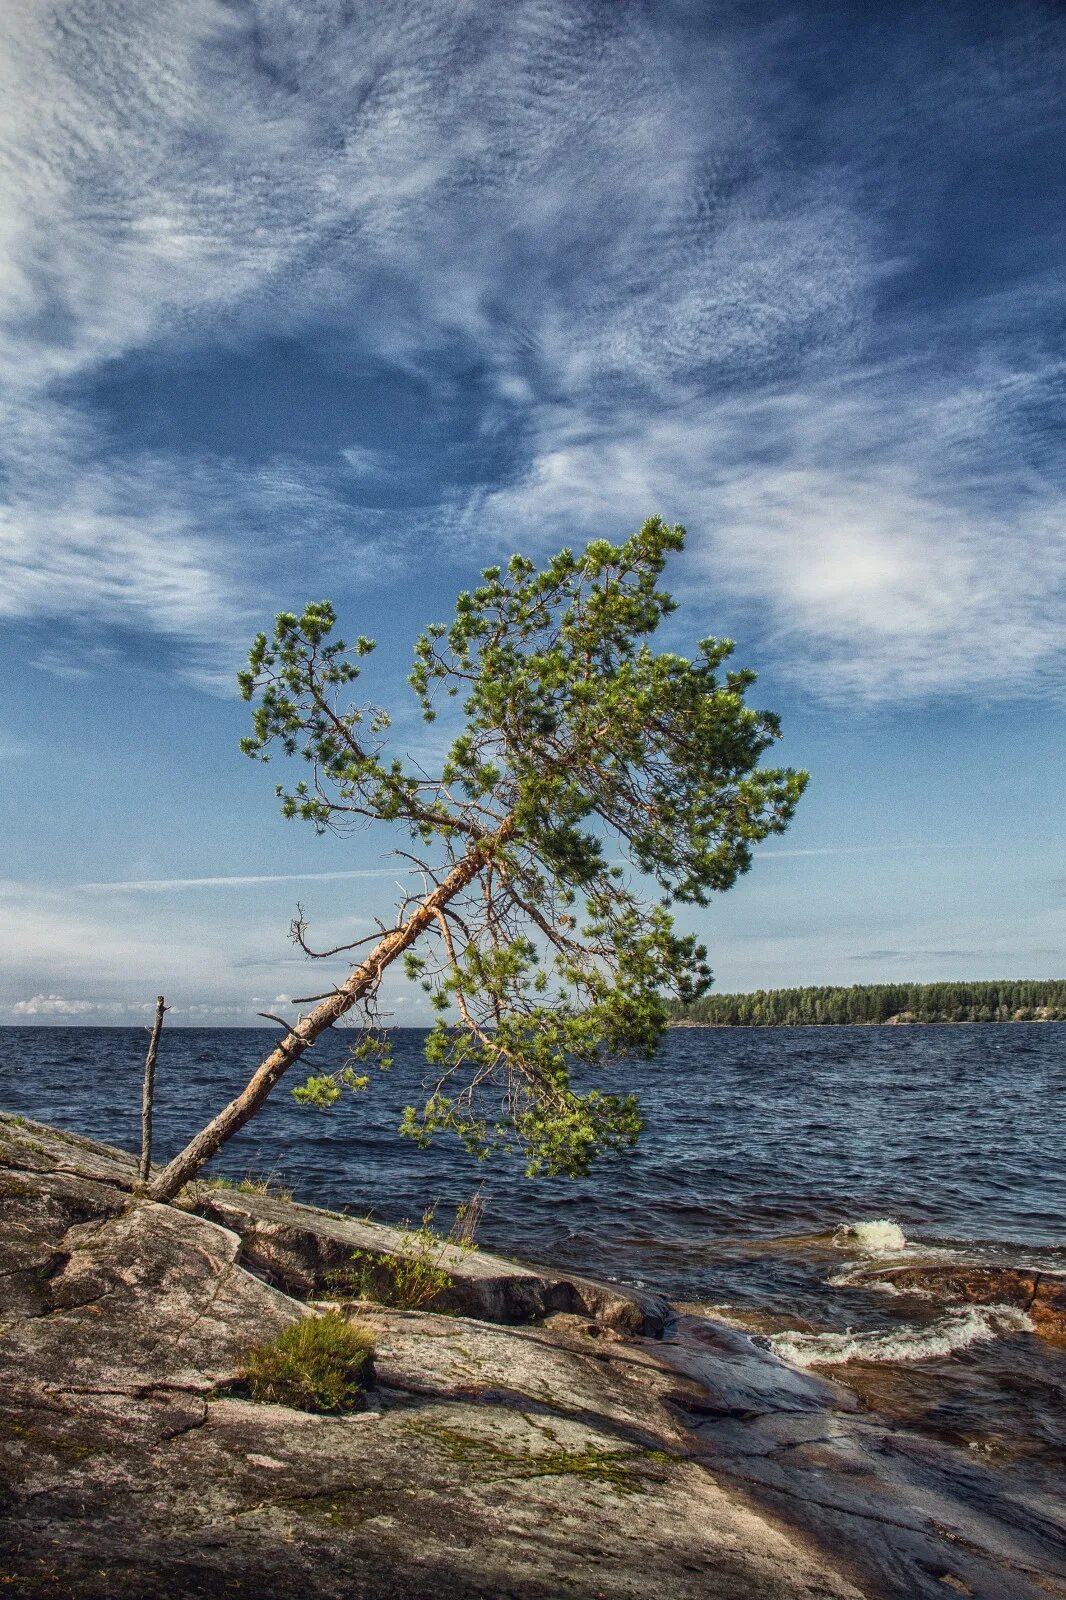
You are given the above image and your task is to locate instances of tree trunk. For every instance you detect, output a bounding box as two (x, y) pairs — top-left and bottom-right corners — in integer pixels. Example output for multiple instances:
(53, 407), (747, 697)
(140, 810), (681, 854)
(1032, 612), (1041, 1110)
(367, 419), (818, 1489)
(148, 825), (510, 1203)
(138, 996), (167, 1183)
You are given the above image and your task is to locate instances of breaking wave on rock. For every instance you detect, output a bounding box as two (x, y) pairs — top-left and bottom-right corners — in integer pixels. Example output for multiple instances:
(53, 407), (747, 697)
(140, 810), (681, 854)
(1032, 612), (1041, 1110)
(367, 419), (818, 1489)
(769, 1304), (1034, 1369)
(832, 1219), (908, 1254)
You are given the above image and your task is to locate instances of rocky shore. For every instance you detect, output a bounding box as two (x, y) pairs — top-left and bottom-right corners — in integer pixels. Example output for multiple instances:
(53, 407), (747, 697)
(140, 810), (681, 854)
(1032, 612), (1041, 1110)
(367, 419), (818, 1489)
(2, 1111), (1064, 1599)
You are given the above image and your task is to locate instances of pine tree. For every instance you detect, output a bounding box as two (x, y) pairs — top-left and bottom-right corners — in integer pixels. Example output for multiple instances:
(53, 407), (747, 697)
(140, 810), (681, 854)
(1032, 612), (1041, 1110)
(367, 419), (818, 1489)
(149, 519), (806, 1200)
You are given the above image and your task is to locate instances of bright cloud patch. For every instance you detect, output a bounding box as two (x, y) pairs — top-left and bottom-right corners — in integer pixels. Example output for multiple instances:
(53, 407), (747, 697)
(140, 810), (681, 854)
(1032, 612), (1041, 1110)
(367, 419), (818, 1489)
(476, 373), (1066, 696)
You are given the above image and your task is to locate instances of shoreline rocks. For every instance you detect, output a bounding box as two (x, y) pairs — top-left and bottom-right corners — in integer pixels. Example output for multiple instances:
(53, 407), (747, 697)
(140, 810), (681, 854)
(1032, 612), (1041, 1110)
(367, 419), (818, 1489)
(183, 1184), (669, 1337)
(0, 1113), (862, 1599)
(851, 1262), (1066, 1346)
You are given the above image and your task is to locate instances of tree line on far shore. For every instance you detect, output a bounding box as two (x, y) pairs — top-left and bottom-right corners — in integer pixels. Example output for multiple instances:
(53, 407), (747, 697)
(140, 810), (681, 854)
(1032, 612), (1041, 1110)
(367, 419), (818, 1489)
(669, 980), (1066, 1027)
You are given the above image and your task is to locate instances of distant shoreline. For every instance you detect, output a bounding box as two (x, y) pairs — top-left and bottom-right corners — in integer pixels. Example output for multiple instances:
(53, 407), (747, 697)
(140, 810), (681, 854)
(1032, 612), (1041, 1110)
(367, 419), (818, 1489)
(669, 979), (1066, 1028)
(668, 1016), (1065, 1028)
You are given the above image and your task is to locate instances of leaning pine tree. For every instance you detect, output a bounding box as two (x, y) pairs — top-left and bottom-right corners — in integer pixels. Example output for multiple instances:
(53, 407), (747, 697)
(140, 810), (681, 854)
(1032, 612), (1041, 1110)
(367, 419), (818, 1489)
(149, 518), (807, 1202)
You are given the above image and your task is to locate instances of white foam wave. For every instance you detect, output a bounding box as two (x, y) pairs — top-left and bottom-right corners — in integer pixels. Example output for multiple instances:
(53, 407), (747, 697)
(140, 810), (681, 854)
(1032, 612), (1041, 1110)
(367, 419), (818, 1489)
(832, 1219), (907, 1254)
(769, 1305), (1034, 1369)
(825, 1270), (942, 1295)
(827, 1247), (959, 1290)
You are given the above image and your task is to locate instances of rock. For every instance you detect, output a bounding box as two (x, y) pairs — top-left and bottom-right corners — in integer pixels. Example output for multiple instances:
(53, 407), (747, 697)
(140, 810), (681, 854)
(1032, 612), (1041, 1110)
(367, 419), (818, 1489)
(0, 1112), (668, 1336)
(183, 1184), (669, 1335)
(0, 1113), (863, 1600)
(1031, 1277), (1066, 1344)
(6, 1112), (1065, 1599)
(0, 1113), (140, 1186)
(852, 1263), (1066, 1345)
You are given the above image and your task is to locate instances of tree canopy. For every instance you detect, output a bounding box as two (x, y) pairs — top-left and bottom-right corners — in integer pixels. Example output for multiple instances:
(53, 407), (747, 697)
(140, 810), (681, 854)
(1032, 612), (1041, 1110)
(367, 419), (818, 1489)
(149, 517), (806, 1201)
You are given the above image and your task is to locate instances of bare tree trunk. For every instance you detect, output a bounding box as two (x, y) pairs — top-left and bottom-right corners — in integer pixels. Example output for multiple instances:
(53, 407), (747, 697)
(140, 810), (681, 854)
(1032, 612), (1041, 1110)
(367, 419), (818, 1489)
(138, 996), (167, 1183)
(148, 826), (510, 1204)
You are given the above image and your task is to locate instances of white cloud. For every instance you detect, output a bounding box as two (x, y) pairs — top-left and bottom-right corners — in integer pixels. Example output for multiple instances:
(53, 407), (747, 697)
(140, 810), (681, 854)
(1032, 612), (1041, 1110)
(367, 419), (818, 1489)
(0, 989), (311, 1023)
(181, 1003), (253, 1018)
(0, 423), (375, 674)
(2, 995), (180, 1018)
(0, 458), (241, 646)
(341, 446), (393, 478)
(473, 366), (1066, 698)
(0, 2), (860, 662)
(8, 994), (102, 1017)
(0, 875), (387, 1019)
(75, 868), (409, 893)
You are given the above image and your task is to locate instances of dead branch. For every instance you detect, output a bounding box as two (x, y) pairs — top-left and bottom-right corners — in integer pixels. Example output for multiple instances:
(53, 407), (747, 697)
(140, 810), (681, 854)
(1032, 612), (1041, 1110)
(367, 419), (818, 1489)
(138, 995), (168, 1184)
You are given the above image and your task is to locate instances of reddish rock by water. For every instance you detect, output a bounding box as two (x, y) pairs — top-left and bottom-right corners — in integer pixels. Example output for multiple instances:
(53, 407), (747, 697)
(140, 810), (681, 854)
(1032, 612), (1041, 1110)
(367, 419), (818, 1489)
(857, 1264), (1066, 1345)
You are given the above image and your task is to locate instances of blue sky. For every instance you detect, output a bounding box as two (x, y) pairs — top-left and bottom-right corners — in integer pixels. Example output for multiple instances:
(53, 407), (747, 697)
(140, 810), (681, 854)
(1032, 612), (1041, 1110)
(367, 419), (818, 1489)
(1, 0), (1063, 1023)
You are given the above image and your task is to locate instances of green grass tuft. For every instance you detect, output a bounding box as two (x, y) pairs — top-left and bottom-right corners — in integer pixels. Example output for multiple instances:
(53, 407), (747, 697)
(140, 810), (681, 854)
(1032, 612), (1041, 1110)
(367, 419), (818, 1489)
(199, 1171), (294, 1201)
(326, 1198), (483, 1311)
(238, 1311), (375, 1414)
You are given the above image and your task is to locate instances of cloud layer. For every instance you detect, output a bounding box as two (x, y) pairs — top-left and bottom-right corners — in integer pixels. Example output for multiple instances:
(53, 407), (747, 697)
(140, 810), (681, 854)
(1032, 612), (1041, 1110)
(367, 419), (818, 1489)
(0, 1), (1062, 695)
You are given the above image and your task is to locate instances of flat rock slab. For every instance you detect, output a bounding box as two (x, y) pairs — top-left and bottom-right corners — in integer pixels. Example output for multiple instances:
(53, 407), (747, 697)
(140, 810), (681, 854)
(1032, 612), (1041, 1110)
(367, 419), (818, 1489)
(0, 1113), (668, 1335)
(0, 1115), (862, 1599)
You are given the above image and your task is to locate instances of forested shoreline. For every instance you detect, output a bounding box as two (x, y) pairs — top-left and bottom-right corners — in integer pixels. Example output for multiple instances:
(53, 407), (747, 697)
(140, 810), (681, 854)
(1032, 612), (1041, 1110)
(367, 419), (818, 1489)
(670, 980), (1066, 1027)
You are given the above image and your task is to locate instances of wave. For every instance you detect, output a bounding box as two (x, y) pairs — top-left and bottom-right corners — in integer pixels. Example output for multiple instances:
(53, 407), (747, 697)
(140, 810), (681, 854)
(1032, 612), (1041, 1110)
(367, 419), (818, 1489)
(768, 1304), (1033, 1369)
(832, 1219), (908, 1254)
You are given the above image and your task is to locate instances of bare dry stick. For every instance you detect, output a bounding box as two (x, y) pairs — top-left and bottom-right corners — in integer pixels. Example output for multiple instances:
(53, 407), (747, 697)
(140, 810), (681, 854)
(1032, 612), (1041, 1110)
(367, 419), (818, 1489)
(138, 995), (168, 1183)
(147, 823), (512, 1203)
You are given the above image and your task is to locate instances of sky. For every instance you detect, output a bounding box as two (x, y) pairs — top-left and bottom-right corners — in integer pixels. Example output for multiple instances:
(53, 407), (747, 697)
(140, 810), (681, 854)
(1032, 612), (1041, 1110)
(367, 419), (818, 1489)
(1, 0), (1064, 1024)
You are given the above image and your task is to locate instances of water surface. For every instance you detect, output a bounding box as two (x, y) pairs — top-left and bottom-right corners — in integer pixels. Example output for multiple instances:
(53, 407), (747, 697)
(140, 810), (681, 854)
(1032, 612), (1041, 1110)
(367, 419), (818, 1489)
(4, 1022), (1060, 1267)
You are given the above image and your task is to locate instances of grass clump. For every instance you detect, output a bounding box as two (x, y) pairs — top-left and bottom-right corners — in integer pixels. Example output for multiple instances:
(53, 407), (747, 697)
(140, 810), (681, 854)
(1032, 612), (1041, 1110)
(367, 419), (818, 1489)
(328, 1199), (485, 1311)
(331, 1227), (452, 1311)
(238, 1311), (375, 1414)
(200, 1170), (294, 1201)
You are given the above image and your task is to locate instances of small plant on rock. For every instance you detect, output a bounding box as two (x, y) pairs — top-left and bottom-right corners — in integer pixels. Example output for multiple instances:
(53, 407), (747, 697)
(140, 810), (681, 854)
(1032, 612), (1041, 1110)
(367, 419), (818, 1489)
(449, 1187), (485, 1251)
(238, 1311), (375, 1413)
(200, 1171), (294, 1201)
(335, 1206), (453, 1311)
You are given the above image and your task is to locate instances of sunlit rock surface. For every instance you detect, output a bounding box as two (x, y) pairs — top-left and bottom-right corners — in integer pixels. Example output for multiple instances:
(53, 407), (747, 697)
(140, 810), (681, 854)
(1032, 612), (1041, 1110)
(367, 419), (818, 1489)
(185, 1183), (670, 1335)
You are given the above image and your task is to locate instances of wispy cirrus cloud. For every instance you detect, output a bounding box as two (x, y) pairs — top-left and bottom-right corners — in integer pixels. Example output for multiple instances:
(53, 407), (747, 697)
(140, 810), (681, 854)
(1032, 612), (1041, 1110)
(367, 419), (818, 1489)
(0, 1), (1062, 698)
(74, 868), (410, 892)
(0, 1), (865, 670)
(474, 360), (1066, 698)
